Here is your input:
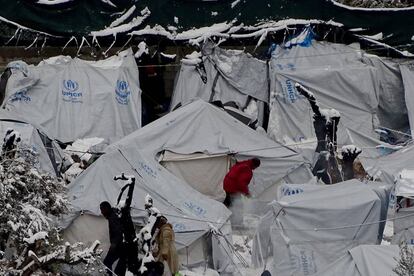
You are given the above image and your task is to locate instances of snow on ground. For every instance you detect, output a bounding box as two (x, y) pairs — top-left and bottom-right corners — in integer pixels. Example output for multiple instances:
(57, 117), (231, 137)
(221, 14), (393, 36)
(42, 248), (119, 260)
(382, 220), (394, 245)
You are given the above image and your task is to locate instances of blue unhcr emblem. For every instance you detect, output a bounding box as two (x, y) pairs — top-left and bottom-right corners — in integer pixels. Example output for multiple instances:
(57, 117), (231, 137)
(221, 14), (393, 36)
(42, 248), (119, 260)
(283, 79), (298, 104)
(62, 80), (82, 103)
(10, 89), (31, 103)
(115, 80), (131, 105)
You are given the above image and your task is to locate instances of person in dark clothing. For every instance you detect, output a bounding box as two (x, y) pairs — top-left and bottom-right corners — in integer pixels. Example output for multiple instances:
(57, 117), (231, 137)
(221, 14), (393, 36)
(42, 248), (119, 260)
(100, 201), (127, 276)
(295, 83), (342, 184)
(114, 174), (140, 274)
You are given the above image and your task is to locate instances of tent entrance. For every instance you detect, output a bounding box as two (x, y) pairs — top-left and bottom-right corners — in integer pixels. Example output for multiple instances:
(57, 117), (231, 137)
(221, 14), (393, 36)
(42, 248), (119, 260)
(159, 150), (233, 201)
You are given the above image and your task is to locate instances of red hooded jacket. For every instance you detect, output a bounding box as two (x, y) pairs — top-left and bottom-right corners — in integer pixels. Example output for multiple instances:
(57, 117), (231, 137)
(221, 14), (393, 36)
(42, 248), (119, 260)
(223, 160), (255, 195)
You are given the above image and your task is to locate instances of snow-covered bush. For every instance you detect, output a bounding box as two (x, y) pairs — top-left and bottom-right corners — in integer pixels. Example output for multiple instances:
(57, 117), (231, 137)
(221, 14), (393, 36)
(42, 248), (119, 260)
(0, 131), (102, 275)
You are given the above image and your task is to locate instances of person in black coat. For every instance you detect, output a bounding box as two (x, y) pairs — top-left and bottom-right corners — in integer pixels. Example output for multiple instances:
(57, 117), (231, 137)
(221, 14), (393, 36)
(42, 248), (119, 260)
(100, 201), (127, 276)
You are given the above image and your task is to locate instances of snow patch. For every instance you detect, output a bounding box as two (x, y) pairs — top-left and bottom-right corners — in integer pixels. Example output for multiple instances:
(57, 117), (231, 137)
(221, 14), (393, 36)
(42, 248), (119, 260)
(109, 6), (136, 28)
(91, 7), (151, 37)
(36, 0), (74, 5)
(135, 41), (149, 58)
(231, 0), (241, 8)
(320, 108), (340, 121)
(362, 32), (383, 40)
(182, 51), (202, 65)
(23, 231), (48, 244)
(161, 52), (177, 60)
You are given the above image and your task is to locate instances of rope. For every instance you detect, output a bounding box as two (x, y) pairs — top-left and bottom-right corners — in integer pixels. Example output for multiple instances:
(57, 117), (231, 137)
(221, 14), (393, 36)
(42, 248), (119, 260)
(96, 258), (120, 276)
(128, 204), (414, 234)
(212, 231), (244, 276)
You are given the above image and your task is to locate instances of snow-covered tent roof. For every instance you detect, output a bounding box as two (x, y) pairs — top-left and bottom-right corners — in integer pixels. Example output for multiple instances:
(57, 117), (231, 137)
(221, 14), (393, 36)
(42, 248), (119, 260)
(108, 99), (313, 200)
(2, 48), (141, 144)
(0, 109), (61, 175)
(267, 31), (404, 162)
(318, 245), (399, 276)
(252, 179), (389, 276)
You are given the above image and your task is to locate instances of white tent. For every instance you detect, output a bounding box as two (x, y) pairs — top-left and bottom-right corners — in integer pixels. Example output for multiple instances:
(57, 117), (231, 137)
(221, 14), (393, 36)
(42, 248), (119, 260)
(267, 32), (390, 163)
(0, 110), (61, 176)
(252, 180), (389, 276)
(361, 144), (414, 245)
(318, 245), (400, 276)
(3, 49), (142, 144)
(265, 29), (414, 179)
(108, 99), (313, 201)
(63, 147), (234, 270)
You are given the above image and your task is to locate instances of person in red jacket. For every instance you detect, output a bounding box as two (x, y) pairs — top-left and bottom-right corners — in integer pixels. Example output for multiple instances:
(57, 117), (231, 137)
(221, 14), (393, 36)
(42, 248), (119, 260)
(223, 158), (260, 207)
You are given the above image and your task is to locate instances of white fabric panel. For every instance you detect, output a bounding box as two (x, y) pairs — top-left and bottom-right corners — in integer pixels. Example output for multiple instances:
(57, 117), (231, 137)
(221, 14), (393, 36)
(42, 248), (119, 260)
(3, 49), (141, 143)
(362, 55), (407, 130)
(64, 214), (110, 253)
(392, 206), (414, 245)
(400, 64), (414, 137)
(162, 152), (230, 201)
(319, 245), (399, 276)
(267, 40), (392, 165)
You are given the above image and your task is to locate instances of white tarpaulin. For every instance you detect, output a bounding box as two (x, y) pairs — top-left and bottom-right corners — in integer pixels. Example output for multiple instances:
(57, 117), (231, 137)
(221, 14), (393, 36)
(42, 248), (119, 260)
(252, 180), (389, 276)
(318, 245), (399, 276)
(0, 110), (61, 175)
(267, 38), (395, 164)
(362, 55), (408, 131)
(3, 49), (141, 143)
(171, 42), (268, 126)
(400, 64), (414, 137)
(108, 100), (313, 201)
(160, 151), (231, 201)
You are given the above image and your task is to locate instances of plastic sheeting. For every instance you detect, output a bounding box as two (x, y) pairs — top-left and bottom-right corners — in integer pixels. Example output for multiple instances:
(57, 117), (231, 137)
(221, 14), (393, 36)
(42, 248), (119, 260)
(108, 100), (313, 200)
(318, 245), (399, 276)
(161, 151), (230, 201)
(268, 40), (386, 163)
(171, 43), (268, 126)
(365, 143), (414, 184)
(3, 49), (141, 143)
(362, 55), (408, 131)
(400, 64), (414, 137)
(252, 180), (389, 276)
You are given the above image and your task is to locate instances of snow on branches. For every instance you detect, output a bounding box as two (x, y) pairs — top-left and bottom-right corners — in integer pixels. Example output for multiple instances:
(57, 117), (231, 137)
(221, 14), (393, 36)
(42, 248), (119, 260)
(0, 130), (102, 275)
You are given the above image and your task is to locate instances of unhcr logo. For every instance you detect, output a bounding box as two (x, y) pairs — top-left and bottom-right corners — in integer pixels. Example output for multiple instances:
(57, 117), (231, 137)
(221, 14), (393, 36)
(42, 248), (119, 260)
(62, 80), (82, 103)
(283, 79), (298, 104)
(10, 89), (31, 103)
(115, 80), (131, 105)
